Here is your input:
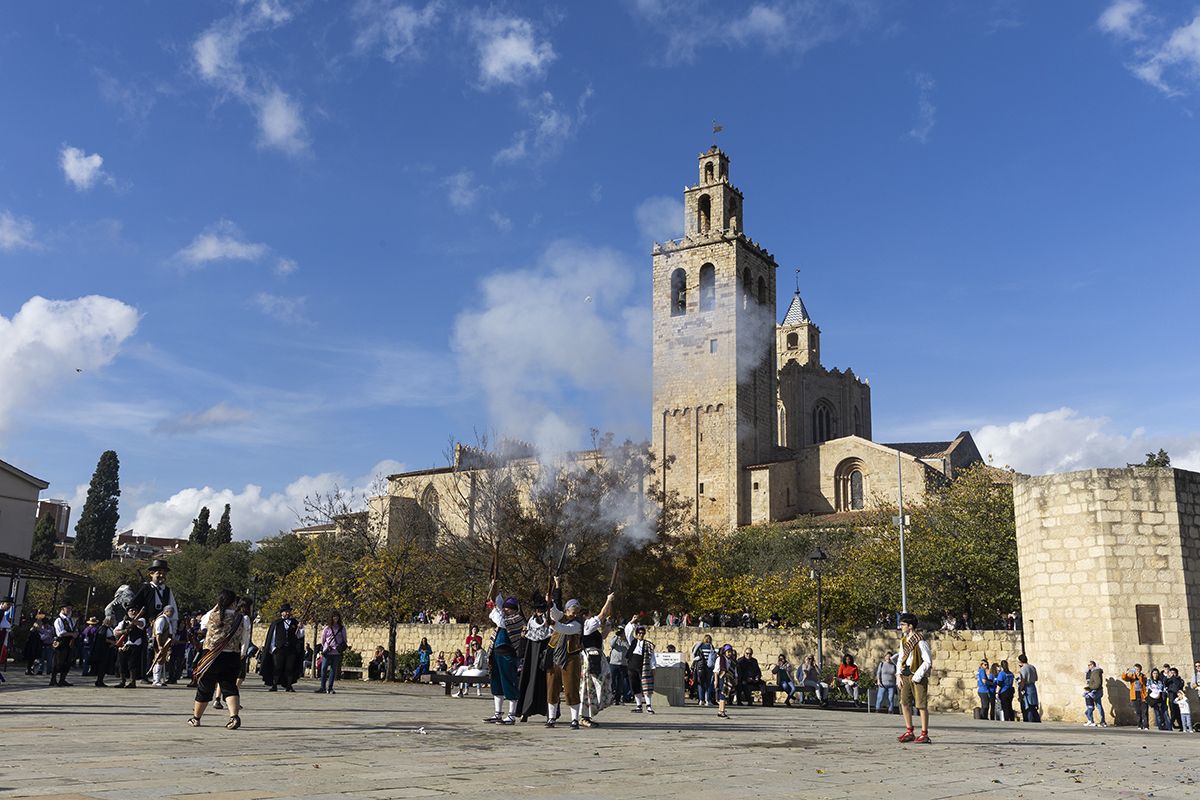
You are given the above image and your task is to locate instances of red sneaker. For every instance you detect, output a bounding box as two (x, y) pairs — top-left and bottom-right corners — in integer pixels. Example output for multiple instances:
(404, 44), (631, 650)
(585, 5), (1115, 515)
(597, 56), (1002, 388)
(897, 730), (916, 743)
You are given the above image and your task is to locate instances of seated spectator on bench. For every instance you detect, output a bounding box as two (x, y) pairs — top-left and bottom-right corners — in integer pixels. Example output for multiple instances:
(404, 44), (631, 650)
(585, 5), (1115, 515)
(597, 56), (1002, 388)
(368, 646), (390, 681)
(435, 651), (447, 673)
(450, 649), (465, 670)
(452, 642), (487, 697)
(736, 647), (764, 705)
(836, 654), (861, 703)
(772, 654), (797, 706)
(875, 651), (897, 713)
(798, 655), (829, 706)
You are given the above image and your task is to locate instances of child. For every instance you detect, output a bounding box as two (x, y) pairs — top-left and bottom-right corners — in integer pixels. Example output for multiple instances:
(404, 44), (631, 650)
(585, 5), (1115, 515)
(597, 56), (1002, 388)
(1177, 690), (1192, 732)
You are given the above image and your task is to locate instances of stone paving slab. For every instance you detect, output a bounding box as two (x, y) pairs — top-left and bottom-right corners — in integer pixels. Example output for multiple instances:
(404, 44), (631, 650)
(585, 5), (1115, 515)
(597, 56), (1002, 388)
(1, 672), (1198, 799)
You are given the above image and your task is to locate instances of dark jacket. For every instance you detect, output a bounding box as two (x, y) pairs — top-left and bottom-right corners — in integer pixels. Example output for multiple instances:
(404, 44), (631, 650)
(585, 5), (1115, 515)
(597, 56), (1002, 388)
(737, 656), (762, 684)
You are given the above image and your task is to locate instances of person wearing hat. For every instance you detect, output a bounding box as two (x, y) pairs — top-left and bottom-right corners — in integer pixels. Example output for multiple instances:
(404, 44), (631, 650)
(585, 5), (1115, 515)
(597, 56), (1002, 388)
(892, 612), (934, 743)
(129, 559), (178, 643)
(516, 594), (552, 722)
(49, 603), (78, 686)
(91, 615), (116, 687)
(622, 614), (657, 715)
(262, 603), (303, 692)
(483, 582), (526, 725)
(545, 578), (600, 730)
(80, 614), (101, 677)
(578, 593), (616, 727)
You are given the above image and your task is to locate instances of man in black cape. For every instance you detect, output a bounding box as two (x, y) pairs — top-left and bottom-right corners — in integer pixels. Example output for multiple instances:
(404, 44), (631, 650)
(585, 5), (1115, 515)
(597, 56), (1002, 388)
(261, 603), (303, 692)
(517, 595), (551, 722)
(128, 559), (178, 636)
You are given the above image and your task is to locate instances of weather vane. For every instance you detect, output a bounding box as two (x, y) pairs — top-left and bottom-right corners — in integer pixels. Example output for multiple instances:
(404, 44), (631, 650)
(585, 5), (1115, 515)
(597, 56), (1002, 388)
(795, 266), (801, 294)
(712, 119), (723, 144)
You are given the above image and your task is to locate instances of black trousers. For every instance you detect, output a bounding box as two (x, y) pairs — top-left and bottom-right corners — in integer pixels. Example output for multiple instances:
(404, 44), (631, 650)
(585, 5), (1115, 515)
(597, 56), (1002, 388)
(118, 645), (143, 684)
(978, 691), (995, 720)
(52, 641), (73, 680)
(274, 650), (299, 687)
(91, 646), (110, 684)
(999, 689), (1016, 721)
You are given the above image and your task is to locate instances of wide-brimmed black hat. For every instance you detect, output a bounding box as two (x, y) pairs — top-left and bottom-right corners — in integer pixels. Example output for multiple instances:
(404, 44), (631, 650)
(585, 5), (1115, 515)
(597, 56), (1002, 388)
(278, 603), (293, 612)
(148, 559), (170, 572)
(530, 596), (548, 611)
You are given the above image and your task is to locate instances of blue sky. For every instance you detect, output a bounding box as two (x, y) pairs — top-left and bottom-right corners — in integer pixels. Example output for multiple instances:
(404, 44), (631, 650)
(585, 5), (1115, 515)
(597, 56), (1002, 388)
(2, 0), (1198, 540)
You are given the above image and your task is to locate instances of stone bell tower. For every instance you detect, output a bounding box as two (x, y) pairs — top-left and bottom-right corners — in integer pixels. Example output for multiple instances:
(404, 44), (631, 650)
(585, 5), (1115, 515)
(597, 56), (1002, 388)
(651, 146), (778, 530)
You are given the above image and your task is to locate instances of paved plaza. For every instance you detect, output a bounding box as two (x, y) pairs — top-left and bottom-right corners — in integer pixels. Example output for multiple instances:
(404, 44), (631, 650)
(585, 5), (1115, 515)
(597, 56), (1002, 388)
(1, 672), (1198, 799)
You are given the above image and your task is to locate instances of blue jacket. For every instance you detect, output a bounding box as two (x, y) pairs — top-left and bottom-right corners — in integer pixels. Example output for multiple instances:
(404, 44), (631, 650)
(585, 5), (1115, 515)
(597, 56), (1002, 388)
(976, 667), (993, 693)
(995, 669), (1014, 693)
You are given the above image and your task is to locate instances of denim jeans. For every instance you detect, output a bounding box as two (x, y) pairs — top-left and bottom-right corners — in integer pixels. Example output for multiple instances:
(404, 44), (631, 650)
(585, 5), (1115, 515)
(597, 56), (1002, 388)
(1132, 697), (1148, 728)
(80, 645), (93, 676)
(1022, 685), (1041, 722)
(778, 677), (796, 699)
(40, 644), (53, 674)
(610, 664), (630, 700)
(876, 685), (896, 712)
(1084, 690), (1105, 724)
(320, 652), (342, 691)
(1182, 712), (1193, 731)
(1152, 700), (1170, 730)
(696, 666), (714, 703)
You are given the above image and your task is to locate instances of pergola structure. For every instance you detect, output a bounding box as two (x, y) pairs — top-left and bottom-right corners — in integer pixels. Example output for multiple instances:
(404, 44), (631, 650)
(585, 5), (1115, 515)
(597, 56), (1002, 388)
(1, 551), (94, 614)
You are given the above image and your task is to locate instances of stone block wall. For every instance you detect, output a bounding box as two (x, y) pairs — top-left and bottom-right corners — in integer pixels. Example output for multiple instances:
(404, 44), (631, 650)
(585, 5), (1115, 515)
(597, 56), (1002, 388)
(1014, 467), (1200, 725)
(269, 622), (1018, 713)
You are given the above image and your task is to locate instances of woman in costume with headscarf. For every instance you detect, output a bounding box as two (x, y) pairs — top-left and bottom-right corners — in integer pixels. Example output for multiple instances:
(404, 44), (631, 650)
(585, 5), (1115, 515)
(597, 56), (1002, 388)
(516, 594), (551, 722)
(483, 581), (525, 726)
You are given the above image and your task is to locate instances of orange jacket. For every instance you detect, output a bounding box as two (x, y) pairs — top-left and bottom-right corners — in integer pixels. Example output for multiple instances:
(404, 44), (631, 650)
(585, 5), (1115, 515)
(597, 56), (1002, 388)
(1121, 670), (1147, 700)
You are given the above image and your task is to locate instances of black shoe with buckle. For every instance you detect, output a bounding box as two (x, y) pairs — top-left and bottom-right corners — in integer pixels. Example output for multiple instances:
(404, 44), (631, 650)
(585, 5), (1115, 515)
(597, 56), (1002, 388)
(483, 714), (501, 723)
(569, 720), (580, 730)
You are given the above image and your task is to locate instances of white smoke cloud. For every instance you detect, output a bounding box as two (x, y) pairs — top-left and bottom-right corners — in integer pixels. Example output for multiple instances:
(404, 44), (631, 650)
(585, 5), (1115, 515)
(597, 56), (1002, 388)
(128, 459), (405, 541)
(0, 295), (140, 437)
(452, 240), (649, 458)
(974, 407), (1200, 474)
(635, 196), (683, 243)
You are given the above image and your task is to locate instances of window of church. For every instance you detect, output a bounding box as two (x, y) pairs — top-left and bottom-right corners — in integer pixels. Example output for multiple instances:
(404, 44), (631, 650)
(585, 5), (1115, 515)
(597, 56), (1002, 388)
(786, 332), (798, 350)
(698, 482), (705, 494)
(757, 276), (766, 305)
(709, 338), (717, 353)
(699, 263), (716, 311)
(671, 268), (687, 316)
(698, 194), (711, 233)
(704, 162), (714, 182)
(812, 401), (836, 444)
(850, 470), (864, 510)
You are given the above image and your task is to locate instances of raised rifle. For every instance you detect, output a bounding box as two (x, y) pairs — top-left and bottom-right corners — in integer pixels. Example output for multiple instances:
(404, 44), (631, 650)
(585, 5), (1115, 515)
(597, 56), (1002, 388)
(114, 609), (145, 650)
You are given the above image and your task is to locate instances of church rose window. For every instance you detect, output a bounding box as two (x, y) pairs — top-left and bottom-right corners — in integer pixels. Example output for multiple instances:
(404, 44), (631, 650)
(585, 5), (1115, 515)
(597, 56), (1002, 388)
(671, 268), (687, 316)
(699, 263), (716, 311)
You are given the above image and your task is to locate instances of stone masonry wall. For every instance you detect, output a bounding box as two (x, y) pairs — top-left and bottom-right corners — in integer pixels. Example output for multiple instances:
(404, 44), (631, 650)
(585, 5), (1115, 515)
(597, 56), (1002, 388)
(266, 622), (1018, 714)
(1015, 468), (1200, 725)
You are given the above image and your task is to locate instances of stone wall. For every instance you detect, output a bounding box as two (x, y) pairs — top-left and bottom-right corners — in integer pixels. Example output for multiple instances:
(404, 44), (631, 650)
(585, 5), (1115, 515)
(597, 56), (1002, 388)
(277, 622), (1018, 713)
(1014, 467), (1200, 725)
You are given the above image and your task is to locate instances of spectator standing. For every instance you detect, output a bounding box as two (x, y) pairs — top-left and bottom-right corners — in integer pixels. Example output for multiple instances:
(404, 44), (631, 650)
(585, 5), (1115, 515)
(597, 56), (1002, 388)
(608, 627), (630, 704)
(1176, 690), (1192, 732)
(735, 647), (763, 705)
(715, 644), (737, 719)
(798, 654), (829, 706)
(835, 654), (861, 704)
(976, 659), (994, 720)
(995, 660), (1016, 721)
(691, 634), (716, 706)
(875, 652), (897, 713)
(1165, 668), (1185, 731)
(773, 654), (797, 706)
(464, 625), (482, 653)
(1083, 661), (1106, 727)
(80, 615), (99, 676)
(412, 636), (433, 682)
(1147, 669), (1170, 731)
(1121, 664), (1149, 730)
(316, 611), (347, 694)
(1017, 654), (1040, 722)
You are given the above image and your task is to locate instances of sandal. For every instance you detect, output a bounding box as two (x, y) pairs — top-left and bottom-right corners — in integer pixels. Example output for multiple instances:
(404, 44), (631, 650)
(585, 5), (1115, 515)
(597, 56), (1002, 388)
(717, 712), (730, 719)
(225, 714), (241, 730)
(187, 716), (201, 727)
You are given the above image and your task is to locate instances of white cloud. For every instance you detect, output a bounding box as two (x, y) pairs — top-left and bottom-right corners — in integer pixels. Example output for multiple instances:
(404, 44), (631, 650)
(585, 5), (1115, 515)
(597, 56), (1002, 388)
(468, 12), (556, 88)
(974, 407), (1200, 475)
(175, 220), (269, 267)
(635, 196), (683, 243)
(453, 241), (650, 456)
(353, 0), (442, 61)
(1099, 3), (1200, 96)
(444, 170), (480, 211)
(252, 292), (308, 324)
(631, 0), (877, 64)
(128, 459), (405, 541)
(59, 145), (113, 191)
(489, 210), (513, 232)
(1099, 0), (1148, 40)
(274, 256), (298, 276)
(156, 402), (254, 435)
(192, 1), (309, 155)
(493, 88), (591, 164)
(0, 295), (139, 437)
(0, 211), (39, 252)
(908, 72), (936, 144)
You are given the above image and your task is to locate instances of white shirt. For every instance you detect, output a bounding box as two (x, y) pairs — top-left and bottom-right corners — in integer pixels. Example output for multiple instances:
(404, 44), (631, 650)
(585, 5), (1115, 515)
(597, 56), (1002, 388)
(153, 615), (174, 636)
(892, 637), (933, 683)
(550, 605), (600, 636)
(525, 614), (552, 642)
(54, 614), (75, 637)
(623, 622), (654, 666)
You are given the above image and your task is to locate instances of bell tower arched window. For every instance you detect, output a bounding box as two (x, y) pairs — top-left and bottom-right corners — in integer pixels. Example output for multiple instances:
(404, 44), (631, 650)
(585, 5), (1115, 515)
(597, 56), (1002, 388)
(704, 162), (714, 183)
(697, 194), (711, 233)
(670, 268), (687, 316)
(757, 276), (767, 305)
(812, 400), (837, 444)
(786, 332), (798, 350)
(699, 263), (715, 311)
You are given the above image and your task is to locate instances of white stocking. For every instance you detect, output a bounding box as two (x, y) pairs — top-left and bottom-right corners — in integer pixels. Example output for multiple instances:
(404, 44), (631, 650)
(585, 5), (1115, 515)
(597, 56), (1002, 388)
(493, 695), (503, 714)
(570, 703), (581, 722)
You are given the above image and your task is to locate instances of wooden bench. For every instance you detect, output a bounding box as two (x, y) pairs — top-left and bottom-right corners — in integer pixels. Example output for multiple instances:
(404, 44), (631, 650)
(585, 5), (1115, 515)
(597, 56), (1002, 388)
(339, 666), (367, 681)
(430, 672), (492, 696)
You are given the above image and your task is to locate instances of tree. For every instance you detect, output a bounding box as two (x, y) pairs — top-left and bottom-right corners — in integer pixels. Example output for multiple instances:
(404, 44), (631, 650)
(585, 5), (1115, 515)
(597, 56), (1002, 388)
(189, 506), (212, 546)
(1139, 449), (1171, 468)
(30, 513), (58, 563)
(354, 543), (431, 681)
(210, 504), (233, 546)
(250, 533), (307, 603)
(73, 450), (121, 561)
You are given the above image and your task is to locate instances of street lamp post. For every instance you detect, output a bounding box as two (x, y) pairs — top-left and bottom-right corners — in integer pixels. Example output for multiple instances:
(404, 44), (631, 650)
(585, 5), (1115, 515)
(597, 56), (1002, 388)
(809, 548), (828, 668)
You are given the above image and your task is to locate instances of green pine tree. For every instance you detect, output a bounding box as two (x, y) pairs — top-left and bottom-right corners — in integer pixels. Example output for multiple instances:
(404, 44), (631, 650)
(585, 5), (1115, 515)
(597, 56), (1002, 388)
(211, 503), (233, 546)
(30, 513), (58, 562)
(73, 450), (121, 561)
(189, 506), (212, 546)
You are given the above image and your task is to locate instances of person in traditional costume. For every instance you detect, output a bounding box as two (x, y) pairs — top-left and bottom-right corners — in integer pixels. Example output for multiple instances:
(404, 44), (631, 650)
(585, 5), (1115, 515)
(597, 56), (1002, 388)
(516, 596), (551, 722)
(49, 604), (78, 686)
(623, 616), (657, 714)
(578, 594), (616, 728)
(150, 605), (176, 687)
(483, 583), (525, 725)
(113, 607), (147, 688)
(715, 644), (737, 719)
(188, 589), (247, 729)
(91, 616), (115, 687)
(262, 603), (303, 692)
(545, 579), (615, 729)
(893, 612), (934, 743)
(128, 560), (178, 642)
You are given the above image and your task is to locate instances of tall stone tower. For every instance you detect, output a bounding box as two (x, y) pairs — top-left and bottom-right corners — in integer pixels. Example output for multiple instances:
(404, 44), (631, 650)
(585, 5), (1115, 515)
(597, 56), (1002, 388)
(651, 146), (778, 530)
